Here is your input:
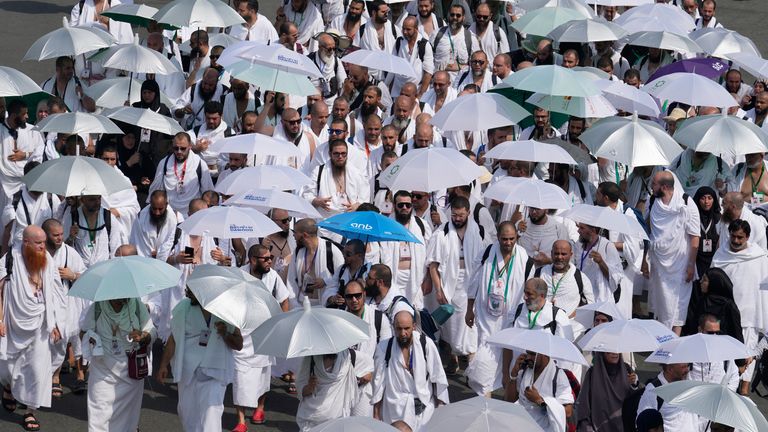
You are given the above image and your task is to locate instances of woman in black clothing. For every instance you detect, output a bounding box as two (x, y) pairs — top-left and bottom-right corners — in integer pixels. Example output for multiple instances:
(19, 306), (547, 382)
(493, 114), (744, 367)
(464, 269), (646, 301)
(131, 79), (173, 166)
(694, 186), (720, 277)
(682, 267), (743, 341)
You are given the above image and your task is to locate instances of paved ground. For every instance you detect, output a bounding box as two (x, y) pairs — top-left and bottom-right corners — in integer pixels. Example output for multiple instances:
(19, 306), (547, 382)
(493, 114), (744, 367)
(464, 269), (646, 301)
(0, 0), (767, 430)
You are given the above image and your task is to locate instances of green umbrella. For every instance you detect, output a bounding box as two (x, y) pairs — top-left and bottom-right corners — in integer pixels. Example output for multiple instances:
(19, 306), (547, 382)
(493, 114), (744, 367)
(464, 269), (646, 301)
(68, 256), (181, 301)
(489, 83), (569, 130)
(6, 91), (64, 124)
(499, 65), (601, 97)
(511, 7), (585, 37)
(228, 60), (318, 97)
(100, 3), (179, 30)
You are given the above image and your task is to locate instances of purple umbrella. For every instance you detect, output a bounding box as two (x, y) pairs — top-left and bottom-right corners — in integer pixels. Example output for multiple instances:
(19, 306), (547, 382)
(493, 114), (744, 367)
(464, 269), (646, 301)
(648, 58), (729, 82)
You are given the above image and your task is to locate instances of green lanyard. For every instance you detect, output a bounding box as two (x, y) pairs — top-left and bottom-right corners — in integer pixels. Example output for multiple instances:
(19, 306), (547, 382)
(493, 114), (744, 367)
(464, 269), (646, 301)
(528, 308), (543, 329)
(550, 272), (567, 298)
(86, 213), (98, 245)
(750, 164), (765, 194)
(614, 162), (621, 185)
(486, 253), (515, 303)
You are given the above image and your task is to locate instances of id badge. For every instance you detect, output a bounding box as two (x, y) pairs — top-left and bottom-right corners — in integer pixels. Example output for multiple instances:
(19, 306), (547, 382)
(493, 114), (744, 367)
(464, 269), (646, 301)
(34, 289), (44, 304)
(399, 242), (411, 258)
(274, 256), (285, 271)
(177, 182), (186, 194)
(486, 279), (505, 317)
(140, 128), (152, 143)
(198, 329), (211, 346)
(111, 339), (121, 355)
(753, 192), (765, 204)
(702, 239), (713, 253)
(382, 201), (393, 214)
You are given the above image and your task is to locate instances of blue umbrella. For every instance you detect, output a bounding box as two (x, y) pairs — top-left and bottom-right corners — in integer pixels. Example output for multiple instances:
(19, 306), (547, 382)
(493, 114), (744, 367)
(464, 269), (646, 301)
(317, 211), (422, 244)
(647, 58), (728, 82)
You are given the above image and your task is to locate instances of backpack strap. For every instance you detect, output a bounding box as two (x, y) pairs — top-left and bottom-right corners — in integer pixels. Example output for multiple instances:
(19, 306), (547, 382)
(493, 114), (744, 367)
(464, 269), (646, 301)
(384, 337), (394, 367)
(512, 302), (524, 324)
(458, 70), (470, 87)
(524, 257), (535, 280)
(463, 27), (473, 59)
(4, 251), (13, 280)
(650, 378), (664, 409)
(433, 27), (447, 53)
(102, 208), (112, 243)
(349, 347), (356, 366)
(493, 24), (501, 50)
(12, 191), (31, 225)
(534, 266), (542, 278)
(473, 203), (485, 240)
(413, 216), (426, 238)
(417, 39), (427, 62)
(552, 366), (560, 396)
(196, 160), (203, 189)
(480, 244), (493, 265)
(575, 177), (587, 201)
(395, 36), (402, 54)
(574, 269), (587, 306)
(316, 164), (325, 195)
(359, 23), (366, 38)
(337, 263), (348, 287)
(324, 238), (335, 275)
(374, 309), (383, 343)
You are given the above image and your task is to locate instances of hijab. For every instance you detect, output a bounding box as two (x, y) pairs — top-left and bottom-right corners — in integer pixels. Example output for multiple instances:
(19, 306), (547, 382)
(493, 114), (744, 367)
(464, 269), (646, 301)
(575, 352), (633, 431)
(136, 79), (161, 111)
(694, 186), (720, 231)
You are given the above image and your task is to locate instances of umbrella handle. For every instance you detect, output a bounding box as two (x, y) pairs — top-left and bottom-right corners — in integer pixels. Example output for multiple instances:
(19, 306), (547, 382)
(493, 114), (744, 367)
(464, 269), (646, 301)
(127, 72), (133, 103)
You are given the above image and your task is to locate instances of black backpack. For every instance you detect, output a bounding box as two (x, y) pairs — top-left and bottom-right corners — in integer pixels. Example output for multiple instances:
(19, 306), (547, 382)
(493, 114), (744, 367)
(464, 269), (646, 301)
(752, 336), (768, 397)
(534, 266), (588, 307)
(479, 244), (535, 279)
(394, 37), (429, 63)
(511, 302), (562, 335)
(622, 378), (664, 432)
(433, 26), (473, 61)
(384, 332), (428, 374)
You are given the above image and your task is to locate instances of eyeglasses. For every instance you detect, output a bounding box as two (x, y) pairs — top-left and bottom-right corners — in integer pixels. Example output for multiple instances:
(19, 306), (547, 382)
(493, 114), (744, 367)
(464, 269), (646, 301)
(275, 217), (291, 224)
(470, 59), (485, 65)
(328, 128), (345, 135)
(704, 330), (721, 335)
(412, 193), (426, 199)
(332, 152), (348, 157)
(172, 146), (190, 152)
(396, 202), (412, 209)
(284, 118), (302, 125)
(256, 255), (274, 261)
(344, 292), (363, 300)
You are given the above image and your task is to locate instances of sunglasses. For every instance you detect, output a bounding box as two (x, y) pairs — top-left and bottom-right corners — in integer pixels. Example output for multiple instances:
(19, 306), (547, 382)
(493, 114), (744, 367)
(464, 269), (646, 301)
(284, 118), (302, 125)
(172, 146), (189, 151)
(704, 330), (721, 335)
(344, 292), (363, 300)
(475, 15), (490, 20)
(449, 13), (463, 17)
(412, 193), (426, 199)
(328, 128), (345, 135)
(256, 255), (274, 261)
(396, 202), (412, 209)
(275, 217), (291, 224)
(470, 59), (485, 65)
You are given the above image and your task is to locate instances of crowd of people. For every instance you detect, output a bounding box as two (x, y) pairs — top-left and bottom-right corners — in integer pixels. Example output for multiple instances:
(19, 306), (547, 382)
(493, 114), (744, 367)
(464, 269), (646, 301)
(0, 0), (766, 431)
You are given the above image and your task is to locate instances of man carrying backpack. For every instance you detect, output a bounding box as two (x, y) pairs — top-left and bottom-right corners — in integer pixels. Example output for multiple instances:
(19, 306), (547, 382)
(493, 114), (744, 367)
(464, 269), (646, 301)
(636, 363), (699, 432)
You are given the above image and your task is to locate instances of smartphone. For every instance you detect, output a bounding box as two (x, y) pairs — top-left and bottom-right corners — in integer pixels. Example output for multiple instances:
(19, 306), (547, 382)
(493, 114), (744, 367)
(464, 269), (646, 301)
(184, 246), (194, 257)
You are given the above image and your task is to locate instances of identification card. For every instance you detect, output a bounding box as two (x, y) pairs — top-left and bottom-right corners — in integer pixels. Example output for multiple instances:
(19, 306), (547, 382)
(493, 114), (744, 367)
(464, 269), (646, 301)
(274, 256), (285, 271)
(198, 329), (211, 346)
(140, 128), (152, 143)
(111, 339), (121, 355)
(486, 279), (505, 316)
(702, 239), (713, 253)
(177, 182), (186, 194)
(34, 289), (44, 304)
(753, 192), (765, 205)
(399, 242), (411, 259)
(382, 201), (393, 214)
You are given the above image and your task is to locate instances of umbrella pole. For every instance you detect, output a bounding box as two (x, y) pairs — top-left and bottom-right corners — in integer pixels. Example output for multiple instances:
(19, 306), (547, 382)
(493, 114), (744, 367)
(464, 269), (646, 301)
(127, 72), (133, 102)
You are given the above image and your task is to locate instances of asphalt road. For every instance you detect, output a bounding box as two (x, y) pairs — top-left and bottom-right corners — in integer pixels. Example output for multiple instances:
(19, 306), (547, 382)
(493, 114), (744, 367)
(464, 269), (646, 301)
(0, 0), (767, 430)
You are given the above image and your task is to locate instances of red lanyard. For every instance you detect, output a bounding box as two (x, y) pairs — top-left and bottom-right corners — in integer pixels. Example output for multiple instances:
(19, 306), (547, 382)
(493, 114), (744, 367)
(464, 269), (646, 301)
(174, 159), (187, 184)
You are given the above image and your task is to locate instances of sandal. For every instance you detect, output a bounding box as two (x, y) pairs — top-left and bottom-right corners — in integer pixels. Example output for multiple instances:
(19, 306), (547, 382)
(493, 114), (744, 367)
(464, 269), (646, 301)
(72, 379), (87, 395)
(52, 383), (64, 398)
(22, 413), (40, 432)
(2, 388), (16, 412)
(231, 423), (247, 432)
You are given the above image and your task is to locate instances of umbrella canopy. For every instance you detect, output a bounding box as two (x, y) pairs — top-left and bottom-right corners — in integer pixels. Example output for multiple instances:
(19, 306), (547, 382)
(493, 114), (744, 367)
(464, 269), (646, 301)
(539, 138), (594, 166)
(573, 300), (626, 329)
(186, 265), (281, 332)
(377, 147), (485, 192)
(0, 67), (46, 97)
(34, 112), (123, 134)
(68, 256), (180, 301)
(511, 7), (586, 37)
(487, 327), (588, 365)
(690, 27), (761, 60)
(501, 65), (601, 97)
(576, 318), (676, 353)
(250, 296), (370, 358)
(560, 204), (649, 239)
(485, 140), (577, 165)
(23, 156), (133, 196)
(484, 177), (572, 210)
(617, 15), (693, 35)
(91, 34), (180, 75)
(317, 211), (422, 243)
(24, 17), (115, 61)
(647, 58), (730, 83)
(180, 33), (241, 53)
(223, 189), (321, 219)
(623, 30), (701, 55)
(517, 0), (595, 19)
(309, 417), (399, 432)
(526, 93), (617, 118)
(228, 60), (318, 96)
(655, 381), (768, 432)
(342, 49), (418, 79)
(645, 334), (752, 364)
(178, 206), (280, 238)
(103, 106), (184, 136)
(429, 93), (530, 131)
(572, 66), (612, 81)
(595, 79), (661, 117)
(83, 77), (175, 109)
(235, 43), (322, 78)
(579, 113), (683, 167)
(423, 396), (545, 432)
(547, 18), (627, 43)
(100, 3), (178, 29)
(209, 133), (301, 158)
(644, 72), (737, 108)
(591, 0), (652, 5)
(728, 52), (768, 81)
(673, 111), (768, 157)
(215, 165), (313, 195)
(153, 0), (246, 28)
(614, 3), (695, 34)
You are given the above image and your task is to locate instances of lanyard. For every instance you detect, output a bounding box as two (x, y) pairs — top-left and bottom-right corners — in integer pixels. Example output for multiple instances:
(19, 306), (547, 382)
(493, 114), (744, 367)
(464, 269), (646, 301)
(303, 247), (318, 274)
(701, 219), (713, 238)
(579, 240), (598, 270)
(550, 271), (567, 298)
(173, 159), (187, 184)
(528, 308), (543, 329)
(614, 162), (621, 185)
(86, 212), (98, 245)
(486, 253), (516, 302)
(447, 31), (455, 60)
(750, 164), (765, 194)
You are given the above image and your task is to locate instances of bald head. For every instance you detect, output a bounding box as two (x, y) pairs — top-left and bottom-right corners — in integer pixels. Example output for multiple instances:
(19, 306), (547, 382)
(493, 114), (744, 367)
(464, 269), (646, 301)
(23, 225), (45, 242)
(188, 198), (208, 215)
(116, 244), (138, 256)
(723, 191), (744, 209)
(414, 123), (433, 148)
(316, 32), (334, 47)
(517, 61), (534, 71)
(415, 113), (432, 125)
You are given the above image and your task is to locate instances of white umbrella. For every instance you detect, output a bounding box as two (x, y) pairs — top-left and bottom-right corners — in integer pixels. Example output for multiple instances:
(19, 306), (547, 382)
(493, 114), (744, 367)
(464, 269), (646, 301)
(673, 111), (768, 157)
(526, 92), (617, 118)
(579, 113), (683, 167)
(83, 77), (174, 109)
(153, 0), (246, 28)
(595, 79), (661, 117)
(547, 18), (627, 43)
(227, 60), (318, 96)
(378, 147), (485, 193)
(99, 3), (163, 27)
(209, 133), (301, 158)
(591, 0), (652, 4)
(485, 140), (577, 165)
(423, 396), (545, 432)
(539, 138), (594, 166)
(23, 156), (133, 196)
(690, 28), (761, 60)
(0, 67), (45, 97)
(655, 381), (768, 432)
(645, 334), (752, 364)
(342, 49), (418, 79)
(429, 93), (530, 131)
(617, 15), (693, 36)
(186, 265), (281, 332)
(214, 165), (313, 195)
(727, 52), (768, 81)
(644, 72), (737, 108)
(23, 17), (115, 61)
(484, 177), (572, 210)
(223, 189), (322, 219)
(235, 43), (322, 78)
(103, 106), (184, 136)
(216, 40), (263, 68)
(614, 3), (695, 34)
(487, 327), (588, 366)
(576, 318), (676, 353)
(623, 30), (702, 55)
(178, 206), (280, 238)
(574, 300), (626, 329)
(250, 297), (369, 358)
(517, 0), (595, 19)
(560, 203), (649, 239)
(309, 417), (399, 432)
(92, 34), (180, 75)
(500, 65), (601, 97)
(35, 112), (123, 135)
